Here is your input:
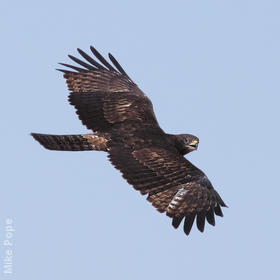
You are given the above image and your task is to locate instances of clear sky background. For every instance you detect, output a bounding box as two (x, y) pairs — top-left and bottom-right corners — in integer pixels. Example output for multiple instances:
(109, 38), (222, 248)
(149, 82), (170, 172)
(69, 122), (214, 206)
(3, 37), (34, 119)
(1, 0), (280, 279)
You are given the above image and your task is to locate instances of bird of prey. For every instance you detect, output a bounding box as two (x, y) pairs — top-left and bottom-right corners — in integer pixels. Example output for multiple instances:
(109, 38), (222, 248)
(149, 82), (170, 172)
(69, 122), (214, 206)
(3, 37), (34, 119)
(31, 46), (227, 235)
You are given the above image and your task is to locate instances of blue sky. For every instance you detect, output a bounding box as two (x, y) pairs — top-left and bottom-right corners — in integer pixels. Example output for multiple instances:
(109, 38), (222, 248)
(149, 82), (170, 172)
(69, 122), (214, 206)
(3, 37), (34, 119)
(1, 0), (280, 279)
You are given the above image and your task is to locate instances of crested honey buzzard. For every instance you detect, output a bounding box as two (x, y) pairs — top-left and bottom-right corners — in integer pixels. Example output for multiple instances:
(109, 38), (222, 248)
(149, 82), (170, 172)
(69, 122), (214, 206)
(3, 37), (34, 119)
(31, 46), (227, 235)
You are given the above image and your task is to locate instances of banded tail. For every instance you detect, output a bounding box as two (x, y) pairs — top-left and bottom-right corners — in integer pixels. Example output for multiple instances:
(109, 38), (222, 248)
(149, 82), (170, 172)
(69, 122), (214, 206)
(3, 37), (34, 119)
(31, 133), (109, 151)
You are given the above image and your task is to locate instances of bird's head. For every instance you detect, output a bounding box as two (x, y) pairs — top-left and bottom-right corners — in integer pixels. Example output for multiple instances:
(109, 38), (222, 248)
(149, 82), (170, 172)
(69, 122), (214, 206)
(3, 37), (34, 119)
(175, 134), (199, 155)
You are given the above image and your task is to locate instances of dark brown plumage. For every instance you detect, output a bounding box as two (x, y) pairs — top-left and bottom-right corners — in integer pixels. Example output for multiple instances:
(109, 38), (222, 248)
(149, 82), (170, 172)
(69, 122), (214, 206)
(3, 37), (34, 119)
(31, 46), (227, 235)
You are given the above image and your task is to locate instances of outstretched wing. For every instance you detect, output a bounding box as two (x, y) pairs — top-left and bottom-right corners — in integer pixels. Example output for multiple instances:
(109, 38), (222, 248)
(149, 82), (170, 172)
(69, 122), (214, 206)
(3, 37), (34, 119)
(108, 146), (226, 235)
(58, 46), (160, 132)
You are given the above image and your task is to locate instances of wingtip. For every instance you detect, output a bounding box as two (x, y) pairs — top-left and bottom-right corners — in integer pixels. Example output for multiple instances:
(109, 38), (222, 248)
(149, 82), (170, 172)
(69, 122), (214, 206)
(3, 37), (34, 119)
(172, 216), (183, 229)
(77, 48), (84, 55)
(90, 45), (100, 57)
(183, 214), (195, 235)
(90, 45), (97, 52)
(196, 212), (206, 233)
(56, 68), (68, 73)
(206, 210), (216, 227)
(68, 54), (75, 60)
(108, 53), (115, 63)
(214, 204), (224, 217)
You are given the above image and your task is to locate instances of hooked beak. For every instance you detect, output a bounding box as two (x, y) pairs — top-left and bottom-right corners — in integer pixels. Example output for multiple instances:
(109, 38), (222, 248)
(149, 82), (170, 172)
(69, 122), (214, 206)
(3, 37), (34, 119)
(189, 139), (199, 150)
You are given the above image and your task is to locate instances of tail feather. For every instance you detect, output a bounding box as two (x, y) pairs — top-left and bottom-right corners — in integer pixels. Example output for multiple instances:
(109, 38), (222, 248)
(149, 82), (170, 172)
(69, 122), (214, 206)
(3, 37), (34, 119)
(31, 133), (108, 151)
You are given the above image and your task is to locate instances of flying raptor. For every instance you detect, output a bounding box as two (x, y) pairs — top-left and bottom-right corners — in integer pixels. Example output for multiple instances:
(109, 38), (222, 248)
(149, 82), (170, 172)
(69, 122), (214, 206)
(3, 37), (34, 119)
(31, 46), (227, 235)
